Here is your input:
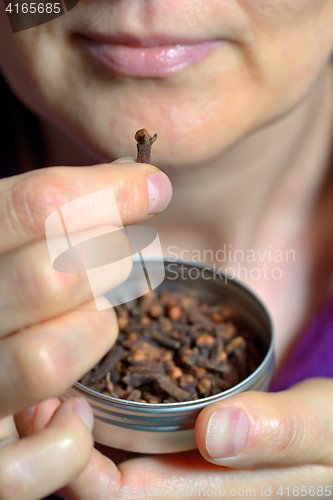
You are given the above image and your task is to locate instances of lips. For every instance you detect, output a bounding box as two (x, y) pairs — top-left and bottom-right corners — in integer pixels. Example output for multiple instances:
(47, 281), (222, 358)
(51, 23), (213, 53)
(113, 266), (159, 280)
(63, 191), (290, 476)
(78, 34), (225, 78)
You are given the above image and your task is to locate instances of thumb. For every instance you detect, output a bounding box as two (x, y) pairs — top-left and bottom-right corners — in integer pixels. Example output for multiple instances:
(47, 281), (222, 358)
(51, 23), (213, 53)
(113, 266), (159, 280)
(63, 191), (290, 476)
(195, 378), (333, 468)
(111, 157), (172, 215)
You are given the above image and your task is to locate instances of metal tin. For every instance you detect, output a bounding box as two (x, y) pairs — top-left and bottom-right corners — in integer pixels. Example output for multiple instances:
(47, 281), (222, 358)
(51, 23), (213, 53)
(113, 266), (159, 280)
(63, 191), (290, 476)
(61, 258), (274, 454)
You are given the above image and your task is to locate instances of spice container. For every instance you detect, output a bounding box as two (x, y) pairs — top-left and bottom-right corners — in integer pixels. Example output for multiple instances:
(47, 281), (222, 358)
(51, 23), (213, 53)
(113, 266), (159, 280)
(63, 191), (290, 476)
(61, 258), (274, 454)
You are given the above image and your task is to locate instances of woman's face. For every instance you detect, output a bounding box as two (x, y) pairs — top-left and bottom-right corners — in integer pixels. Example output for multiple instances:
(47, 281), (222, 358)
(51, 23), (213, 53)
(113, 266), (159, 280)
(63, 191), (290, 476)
(1, 0), (333, 167)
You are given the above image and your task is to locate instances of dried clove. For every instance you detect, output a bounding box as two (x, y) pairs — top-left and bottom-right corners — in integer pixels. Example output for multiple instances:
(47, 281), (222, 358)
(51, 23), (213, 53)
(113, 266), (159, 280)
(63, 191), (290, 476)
(151, 330), (181, 350)
(135, 129), (157, 164)
(90, 346), (124, 383)
(155, 375), (192, 402)
(80, 288), (265, 403)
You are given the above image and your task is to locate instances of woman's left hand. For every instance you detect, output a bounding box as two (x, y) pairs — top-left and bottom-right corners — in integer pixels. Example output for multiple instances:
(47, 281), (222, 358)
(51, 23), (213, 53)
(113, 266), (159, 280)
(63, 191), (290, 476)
(22, 377), (333, 500)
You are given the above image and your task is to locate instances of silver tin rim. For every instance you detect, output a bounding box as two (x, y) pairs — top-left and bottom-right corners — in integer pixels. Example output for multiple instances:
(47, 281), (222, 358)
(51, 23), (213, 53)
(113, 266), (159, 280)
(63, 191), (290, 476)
(62, 257), (274, 452)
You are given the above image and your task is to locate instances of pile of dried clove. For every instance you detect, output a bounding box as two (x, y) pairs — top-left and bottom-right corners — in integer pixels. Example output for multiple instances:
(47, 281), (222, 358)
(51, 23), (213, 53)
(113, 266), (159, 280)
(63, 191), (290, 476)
(79, 289), (265, 403)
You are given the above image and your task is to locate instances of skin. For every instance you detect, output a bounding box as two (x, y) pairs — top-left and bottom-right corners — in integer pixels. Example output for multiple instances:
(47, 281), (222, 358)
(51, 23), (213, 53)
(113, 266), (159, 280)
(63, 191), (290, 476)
(0, 0), (333, 499)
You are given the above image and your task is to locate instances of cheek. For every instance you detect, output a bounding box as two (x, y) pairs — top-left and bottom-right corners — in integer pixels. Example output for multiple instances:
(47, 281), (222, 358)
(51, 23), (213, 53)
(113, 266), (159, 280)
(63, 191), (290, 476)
(239, 0), (330, 24)
(0, 18), (69, 120)
(237, 0), (333, 109)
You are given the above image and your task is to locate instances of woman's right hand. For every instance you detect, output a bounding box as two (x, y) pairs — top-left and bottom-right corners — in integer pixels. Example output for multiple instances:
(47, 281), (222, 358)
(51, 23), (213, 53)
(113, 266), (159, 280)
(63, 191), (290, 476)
(0, 159), (172, 500)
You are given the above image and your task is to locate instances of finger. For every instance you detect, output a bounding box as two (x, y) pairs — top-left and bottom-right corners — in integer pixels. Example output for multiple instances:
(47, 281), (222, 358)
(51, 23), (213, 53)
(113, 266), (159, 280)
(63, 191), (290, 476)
(0, 162), (172, 255)
(19, 394), (333, 500)
(0, 232), (131, 338)
(21, 397), (121, 500)
(0, 300), (118, 417)
(62, 449), (332, 500)
(21, 397), (61, 435)
(0, 415), (19, 442)
(195, 378), (333, 468)
(0, 398), (94, 500)
(56, 448), (122, 500)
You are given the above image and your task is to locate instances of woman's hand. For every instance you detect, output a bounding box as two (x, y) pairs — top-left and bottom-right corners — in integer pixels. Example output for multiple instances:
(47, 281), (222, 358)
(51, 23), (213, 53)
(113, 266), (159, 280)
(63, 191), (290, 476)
(0, 160), (172, 500)
(28, 378), (333, 500)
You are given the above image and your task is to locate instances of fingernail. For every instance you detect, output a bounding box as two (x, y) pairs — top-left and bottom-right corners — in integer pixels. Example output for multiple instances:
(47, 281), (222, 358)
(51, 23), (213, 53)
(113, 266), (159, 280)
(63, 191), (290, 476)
(206, 408), (249, 459)
(111, 157), (136, 163)
(111, 158), (160, 171)
(147, 172), (172, 214)
(73, 398), (94, 432)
